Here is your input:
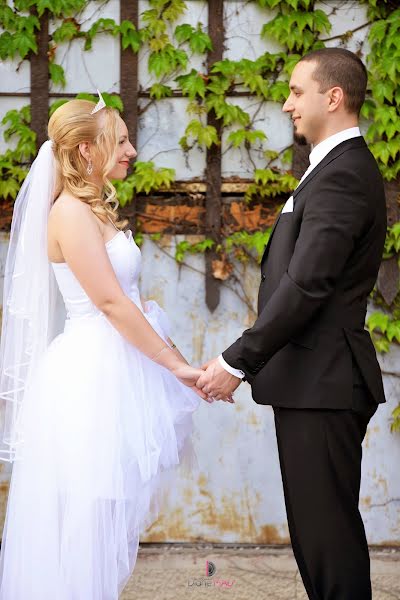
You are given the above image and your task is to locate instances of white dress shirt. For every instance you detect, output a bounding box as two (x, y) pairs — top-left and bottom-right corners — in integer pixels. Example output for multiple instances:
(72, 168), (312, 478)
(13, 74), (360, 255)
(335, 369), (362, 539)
(219, 126), (362, 380)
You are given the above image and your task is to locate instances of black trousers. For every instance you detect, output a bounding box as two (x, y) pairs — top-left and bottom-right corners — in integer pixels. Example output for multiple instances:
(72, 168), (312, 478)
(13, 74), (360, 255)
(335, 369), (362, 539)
(273, 385), (378, 600)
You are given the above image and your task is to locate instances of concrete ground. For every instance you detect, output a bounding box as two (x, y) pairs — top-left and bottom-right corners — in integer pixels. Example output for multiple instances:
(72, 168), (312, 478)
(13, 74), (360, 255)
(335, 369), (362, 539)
(121, 544), (400, 600)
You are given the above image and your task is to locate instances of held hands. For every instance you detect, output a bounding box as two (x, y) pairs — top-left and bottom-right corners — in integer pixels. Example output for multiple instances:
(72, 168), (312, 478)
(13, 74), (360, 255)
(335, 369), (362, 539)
(171, 364), (210, 401)
(196, 358), (241, 403)
(161, 339), (240, 404)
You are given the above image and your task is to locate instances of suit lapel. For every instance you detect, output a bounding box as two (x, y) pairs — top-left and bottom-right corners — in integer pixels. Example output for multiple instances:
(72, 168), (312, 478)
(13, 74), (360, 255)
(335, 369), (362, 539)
(260, 137), (366, 266)
(292, 136), (366, 200)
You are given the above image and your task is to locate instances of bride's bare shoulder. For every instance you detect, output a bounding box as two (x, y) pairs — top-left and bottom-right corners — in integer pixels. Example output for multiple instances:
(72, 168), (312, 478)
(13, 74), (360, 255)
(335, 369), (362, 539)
(49, 194), (97, 230)
(50, 193), (92, 219)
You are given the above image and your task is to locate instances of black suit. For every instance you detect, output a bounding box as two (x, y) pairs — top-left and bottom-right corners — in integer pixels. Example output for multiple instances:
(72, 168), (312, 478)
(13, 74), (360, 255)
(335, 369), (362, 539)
(223, 137), (387, 599)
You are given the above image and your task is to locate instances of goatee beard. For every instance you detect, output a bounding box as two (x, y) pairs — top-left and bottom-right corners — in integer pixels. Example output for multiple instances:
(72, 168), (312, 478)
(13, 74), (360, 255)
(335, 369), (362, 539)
(294, 132), (308, 146)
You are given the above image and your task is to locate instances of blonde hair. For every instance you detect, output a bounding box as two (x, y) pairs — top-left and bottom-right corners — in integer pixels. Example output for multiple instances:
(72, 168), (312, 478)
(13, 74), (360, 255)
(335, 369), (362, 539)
(48, 99), (127, 229)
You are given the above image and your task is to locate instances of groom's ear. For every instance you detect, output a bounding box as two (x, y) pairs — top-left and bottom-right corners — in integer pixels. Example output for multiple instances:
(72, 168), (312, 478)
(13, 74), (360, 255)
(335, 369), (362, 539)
(327, 86), (344, 112)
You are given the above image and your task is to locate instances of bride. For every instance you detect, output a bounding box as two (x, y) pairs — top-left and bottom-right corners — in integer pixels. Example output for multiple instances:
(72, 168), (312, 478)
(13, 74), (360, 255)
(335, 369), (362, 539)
(0, 93), (213, 599)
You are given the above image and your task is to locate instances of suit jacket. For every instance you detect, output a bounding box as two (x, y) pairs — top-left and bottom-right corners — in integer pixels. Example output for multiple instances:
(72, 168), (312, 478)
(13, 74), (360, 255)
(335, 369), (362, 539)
(222, 137), (387, 409)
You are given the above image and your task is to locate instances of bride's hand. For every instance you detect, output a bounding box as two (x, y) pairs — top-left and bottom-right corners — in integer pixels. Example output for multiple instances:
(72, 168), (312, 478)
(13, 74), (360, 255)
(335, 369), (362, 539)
(171, 364), (211, 401)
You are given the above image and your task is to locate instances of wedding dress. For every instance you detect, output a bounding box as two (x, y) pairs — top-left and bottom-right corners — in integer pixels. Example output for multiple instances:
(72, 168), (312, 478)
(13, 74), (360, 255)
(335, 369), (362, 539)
(0, 225), (200, 599)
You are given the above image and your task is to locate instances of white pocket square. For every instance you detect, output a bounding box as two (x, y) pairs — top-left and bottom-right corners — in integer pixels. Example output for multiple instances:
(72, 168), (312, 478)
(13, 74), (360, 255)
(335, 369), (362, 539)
(281, 196), (294, 213)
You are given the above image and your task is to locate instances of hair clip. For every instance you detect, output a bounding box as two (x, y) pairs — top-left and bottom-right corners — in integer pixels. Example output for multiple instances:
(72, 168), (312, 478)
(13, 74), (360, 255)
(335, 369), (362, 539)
(90, 89), (106, 115)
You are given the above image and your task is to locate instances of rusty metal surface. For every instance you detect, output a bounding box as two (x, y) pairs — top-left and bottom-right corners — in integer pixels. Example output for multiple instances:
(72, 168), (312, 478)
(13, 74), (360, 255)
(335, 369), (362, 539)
(137, 236), (400, 546)
(0, 231), (400, 546)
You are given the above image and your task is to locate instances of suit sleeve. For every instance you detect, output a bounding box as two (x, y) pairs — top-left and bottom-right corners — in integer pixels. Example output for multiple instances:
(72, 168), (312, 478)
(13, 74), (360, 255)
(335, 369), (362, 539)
(222, 166), (370, 383)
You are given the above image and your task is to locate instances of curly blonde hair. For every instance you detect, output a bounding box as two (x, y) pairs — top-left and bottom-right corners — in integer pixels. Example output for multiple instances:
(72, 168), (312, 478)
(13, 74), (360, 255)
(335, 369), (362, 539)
(48, 99), (127, 229)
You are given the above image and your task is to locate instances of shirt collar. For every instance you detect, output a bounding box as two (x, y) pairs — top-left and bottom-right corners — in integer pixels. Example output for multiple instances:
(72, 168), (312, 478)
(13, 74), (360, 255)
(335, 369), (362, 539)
(309, 127), (362, 168)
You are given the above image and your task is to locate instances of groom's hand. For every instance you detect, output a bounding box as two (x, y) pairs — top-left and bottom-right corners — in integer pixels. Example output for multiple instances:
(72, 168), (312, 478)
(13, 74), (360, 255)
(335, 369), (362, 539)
(196, 358), (241, 402)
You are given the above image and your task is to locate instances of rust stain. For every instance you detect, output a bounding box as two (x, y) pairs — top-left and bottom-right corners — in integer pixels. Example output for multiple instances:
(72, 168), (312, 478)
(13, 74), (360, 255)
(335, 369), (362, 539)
(254, 524), (290, 545)
(183, 487), (194, 504)
(228, 201), (277, 230)
(143, 507), (197, 542)
(364, 429), (371, 448)
(376, 539), (400, 547)
(0, 481), (10, 532)
(197, 473), (208, 489)
(191, 318), (206, 365)
(361, 496), (371, 508)
(246, 412), (260, 426)
(137, 204), (206, 233)
(376, 477), (389, 496)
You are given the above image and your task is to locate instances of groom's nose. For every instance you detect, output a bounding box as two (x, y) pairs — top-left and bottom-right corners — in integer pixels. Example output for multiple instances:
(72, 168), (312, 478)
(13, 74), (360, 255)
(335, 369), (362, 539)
(282, 97), (294, 113)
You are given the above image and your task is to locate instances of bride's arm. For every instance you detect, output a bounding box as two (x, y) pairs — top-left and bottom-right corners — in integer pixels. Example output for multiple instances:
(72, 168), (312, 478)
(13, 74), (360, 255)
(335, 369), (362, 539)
(167, 337), (188, 364)
(51, 199), (207, 398)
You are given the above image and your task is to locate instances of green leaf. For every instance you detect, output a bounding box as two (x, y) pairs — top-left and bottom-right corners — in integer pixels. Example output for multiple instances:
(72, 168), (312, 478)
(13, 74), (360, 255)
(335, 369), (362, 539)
(148, 45), (188, 78)
(0, 177), (21, 200)
(211, 59), (236, 77)
(162, 0), (187, 21)
(281, 147), (293, 165)
(370, 141), (391, 165)
(36, 0), (53, 16)
(386, 320), (400, 343)
(257, 0), (282, 8)
(206, 74), (231, 96)
(175, 69), (206, 99)
(373, 336), (390, 353)
(206, 97), (250, 127)
(0, 32), (14, 60)
(189, 24), (213, 54)
(312, 10), (331, 35)
(227, 129), (247, 148)
(369, 19), (387, 45)
(174, 23), (194, 44)
(390, 403), (400, 433)
(269, 80), (289, 102)
(12, 29), (37, 59)
(119, 20), (141, 52)
(84, 18), (118, 51)
(0, 5), (18, 30)
(149, 83), (173, 100)
(367, 311), (390, 334)
(181, 120), (219, 149)
(227, 129), (267, 148)
(52, 19), (80, 43)
(49, 62), (66, 87)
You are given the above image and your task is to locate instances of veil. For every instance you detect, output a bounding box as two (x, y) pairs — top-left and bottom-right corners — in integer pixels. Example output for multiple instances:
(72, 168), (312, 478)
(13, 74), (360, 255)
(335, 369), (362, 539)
(0, 140), (65, 462)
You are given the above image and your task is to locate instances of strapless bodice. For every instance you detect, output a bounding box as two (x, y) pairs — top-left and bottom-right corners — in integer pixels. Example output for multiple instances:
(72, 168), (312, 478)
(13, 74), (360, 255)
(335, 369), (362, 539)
(51, 229), (143, 319)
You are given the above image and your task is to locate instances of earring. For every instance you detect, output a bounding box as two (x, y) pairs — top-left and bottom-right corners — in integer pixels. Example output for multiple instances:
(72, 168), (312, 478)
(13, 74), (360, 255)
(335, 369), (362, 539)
(87, 158), (93, 175)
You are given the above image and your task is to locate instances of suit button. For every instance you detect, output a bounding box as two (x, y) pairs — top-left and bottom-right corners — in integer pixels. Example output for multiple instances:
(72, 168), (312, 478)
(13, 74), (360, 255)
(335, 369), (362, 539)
(261, 274), (266, 281)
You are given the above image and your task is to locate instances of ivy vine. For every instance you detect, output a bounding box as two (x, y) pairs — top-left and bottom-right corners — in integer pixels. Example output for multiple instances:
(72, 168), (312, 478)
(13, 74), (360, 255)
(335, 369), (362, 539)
(0, 0), (399, 430)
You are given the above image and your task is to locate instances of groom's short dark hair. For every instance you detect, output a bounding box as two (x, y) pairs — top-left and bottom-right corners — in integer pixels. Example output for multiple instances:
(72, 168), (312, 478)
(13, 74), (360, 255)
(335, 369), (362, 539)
(299, 48), (367, 115)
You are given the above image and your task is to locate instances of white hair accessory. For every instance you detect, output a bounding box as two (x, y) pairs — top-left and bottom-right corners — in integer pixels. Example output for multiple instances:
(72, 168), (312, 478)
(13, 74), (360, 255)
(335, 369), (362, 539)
(90, 89), (106, 115)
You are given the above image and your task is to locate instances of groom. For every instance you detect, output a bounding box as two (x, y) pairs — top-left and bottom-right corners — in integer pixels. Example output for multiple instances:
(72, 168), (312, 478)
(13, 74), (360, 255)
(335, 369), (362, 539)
(197, 48), (387, 600)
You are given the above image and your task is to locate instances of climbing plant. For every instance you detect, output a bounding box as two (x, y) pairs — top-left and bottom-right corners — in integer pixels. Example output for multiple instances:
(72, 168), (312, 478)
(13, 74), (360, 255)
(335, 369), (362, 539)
(0, 0), (399, 430)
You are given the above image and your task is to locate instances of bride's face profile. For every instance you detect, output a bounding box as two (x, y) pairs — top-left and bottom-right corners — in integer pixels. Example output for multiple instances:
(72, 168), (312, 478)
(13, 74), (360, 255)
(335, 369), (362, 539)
(107, 117), (137, 180)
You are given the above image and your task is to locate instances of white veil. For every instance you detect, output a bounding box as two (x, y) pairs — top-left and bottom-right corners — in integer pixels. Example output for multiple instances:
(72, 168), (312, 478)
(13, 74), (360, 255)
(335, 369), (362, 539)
(0, 140), (65, 462)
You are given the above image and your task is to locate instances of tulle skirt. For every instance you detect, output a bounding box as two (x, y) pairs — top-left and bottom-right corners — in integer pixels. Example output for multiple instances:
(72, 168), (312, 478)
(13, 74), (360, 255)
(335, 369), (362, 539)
(0, 301), (200, 599)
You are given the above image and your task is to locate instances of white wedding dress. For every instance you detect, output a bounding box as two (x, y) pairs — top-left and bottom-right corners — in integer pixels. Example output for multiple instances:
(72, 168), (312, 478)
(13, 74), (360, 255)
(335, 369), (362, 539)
(0, 227), (200, 599)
